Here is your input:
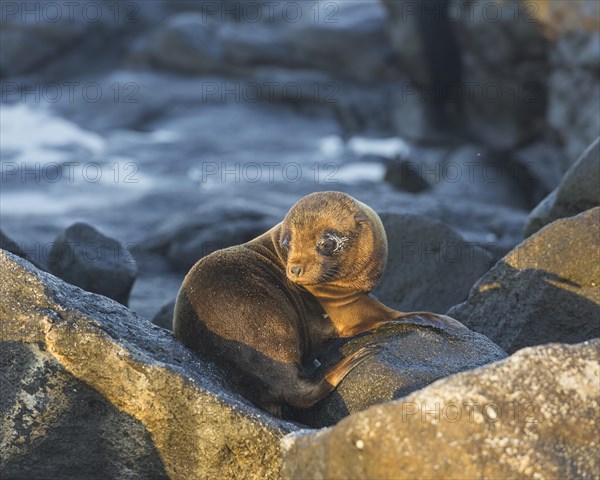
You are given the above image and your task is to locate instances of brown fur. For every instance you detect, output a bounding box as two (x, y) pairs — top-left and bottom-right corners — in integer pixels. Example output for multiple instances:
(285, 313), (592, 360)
(173, 191), (467, 414)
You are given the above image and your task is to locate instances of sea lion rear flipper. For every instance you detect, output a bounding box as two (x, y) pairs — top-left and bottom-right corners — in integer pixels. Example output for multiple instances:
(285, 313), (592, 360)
(282, 344), (380, 409)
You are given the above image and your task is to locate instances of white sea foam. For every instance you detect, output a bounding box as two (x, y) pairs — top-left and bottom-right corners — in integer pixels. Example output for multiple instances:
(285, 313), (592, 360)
(1, 104), (155, 215)
(1, 103), (105, 165)
(347, 136), (411, 159)
(318, 135), (345, 158)
(335, 162), (386, 184)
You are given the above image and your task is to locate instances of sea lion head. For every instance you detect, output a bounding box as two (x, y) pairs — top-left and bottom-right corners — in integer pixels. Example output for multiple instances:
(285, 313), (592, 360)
(279, 191), (388, 293)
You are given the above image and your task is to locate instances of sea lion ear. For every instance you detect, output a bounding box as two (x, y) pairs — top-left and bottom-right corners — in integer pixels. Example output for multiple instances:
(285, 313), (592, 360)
(355, 212), (370, 225)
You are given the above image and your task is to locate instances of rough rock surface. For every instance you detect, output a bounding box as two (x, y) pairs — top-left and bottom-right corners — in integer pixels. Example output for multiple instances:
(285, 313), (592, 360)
(374, 213), (493, 313)
(291, 322), (506, 428)
(282, 339), (600, 480)
(449, 208), (600, 353)
(525, 137), (600, 237)
(0, 250), (296, 480)
(47, 223), (138, 306)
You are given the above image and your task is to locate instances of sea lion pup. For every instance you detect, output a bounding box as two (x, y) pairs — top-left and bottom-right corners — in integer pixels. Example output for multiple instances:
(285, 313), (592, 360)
(173, 191), (467, 415)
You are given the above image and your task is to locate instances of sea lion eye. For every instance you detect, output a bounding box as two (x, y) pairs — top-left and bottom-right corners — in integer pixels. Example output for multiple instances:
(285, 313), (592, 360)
(281, 235), (290, 251)
(317, 233), (347, 256)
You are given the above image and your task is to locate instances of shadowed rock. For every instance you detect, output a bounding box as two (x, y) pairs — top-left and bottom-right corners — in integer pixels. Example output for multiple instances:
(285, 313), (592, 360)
(282, 339), (600, 479)
(0, 342), (168, 480)
(449, 208), (600, 353)
(0, 250), (297, 480)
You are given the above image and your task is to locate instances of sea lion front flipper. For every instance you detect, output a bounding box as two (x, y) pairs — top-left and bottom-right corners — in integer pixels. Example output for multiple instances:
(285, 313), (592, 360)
(391, 312), (469, 333)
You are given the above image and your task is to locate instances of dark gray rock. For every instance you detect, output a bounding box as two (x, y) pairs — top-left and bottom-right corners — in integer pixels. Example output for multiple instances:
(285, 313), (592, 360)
(0, 229), (46, 271)
(525, 137), (600, 237)
(373, 213), (494, 313)
(0, 250), (296, 479)
(384, 159), (431, 193)
(152, 299), (176, 330)
(47, 223), (137, 306)
(282, 339), (600, 480)
(449, 208), (600, 353)
(291, 322), (506, 428)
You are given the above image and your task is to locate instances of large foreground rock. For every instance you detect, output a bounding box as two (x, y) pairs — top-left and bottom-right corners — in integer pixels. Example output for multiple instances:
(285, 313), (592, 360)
(1, 342), (168, 480)
(0, 251), (296, 480)
(282, 340), (600, 479)
(449, 208), (600, 353)
(374, 214), (493, 313)
(291, 322), (506, 428)
(525, 137), (600, 237)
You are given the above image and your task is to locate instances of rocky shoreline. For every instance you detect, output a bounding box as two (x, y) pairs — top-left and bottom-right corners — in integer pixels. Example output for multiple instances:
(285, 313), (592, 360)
(1, 1), (599, 478)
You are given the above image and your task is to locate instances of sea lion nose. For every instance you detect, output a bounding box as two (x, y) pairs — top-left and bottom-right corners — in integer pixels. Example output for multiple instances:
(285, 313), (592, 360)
(289, 265), (302, 277)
